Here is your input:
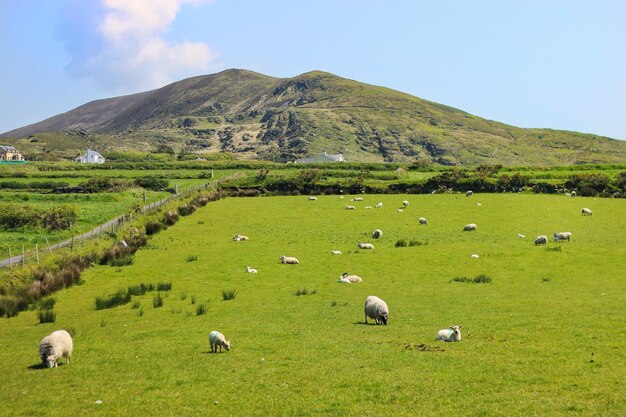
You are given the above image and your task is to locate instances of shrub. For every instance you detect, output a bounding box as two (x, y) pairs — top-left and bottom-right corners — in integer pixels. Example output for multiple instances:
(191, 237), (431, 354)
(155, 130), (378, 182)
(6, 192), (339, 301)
(451, 274), (492, 284)
(222, 289), (237, 301)
(177, 204), (197, 216)
(38, 297), (56, 310)
(110, 256), (134, 267)
(95, 290), (131, 310)
(37, 309), (56, 323)
(153, 293), (164, 308)
(127, 283), (154, 296)
(186, 255), (198, 262)
(135, 176), (169, 191)
(163, 210), (179, 226)
(157, 282), (172, 292)
(196, 303), (208, 315)
(395, 239), (407, 247)
(144, 220), (163, 235)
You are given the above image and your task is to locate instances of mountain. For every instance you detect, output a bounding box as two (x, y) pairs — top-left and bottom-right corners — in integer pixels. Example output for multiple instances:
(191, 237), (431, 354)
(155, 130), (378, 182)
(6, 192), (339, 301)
(3, 69), (626, 165)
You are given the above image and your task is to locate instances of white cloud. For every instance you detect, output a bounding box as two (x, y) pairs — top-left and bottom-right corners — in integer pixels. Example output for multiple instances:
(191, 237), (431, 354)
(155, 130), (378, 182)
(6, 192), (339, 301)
(60, 0), (217, 91)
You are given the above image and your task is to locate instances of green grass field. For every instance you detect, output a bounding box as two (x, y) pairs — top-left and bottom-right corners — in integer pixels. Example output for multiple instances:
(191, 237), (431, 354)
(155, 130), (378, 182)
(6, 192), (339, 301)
(0, 193), (624, 416)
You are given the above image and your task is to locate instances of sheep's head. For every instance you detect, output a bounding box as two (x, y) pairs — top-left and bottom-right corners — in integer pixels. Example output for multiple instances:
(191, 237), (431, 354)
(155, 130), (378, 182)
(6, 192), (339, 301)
(450, 325), (462, 341)
(377, 311), (388, 325)
(44, 355), (58, 368)
(224, 341), (231, 351)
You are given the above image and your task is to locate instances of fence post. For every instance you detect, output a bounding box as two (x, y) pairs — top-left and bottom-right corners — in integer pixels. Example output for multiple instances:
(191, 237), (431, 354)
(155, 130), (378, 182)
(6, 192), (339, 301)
(36, 244), (40, 264)
(8, 248), (12, 270)
(22, 245), (25, 266)
(71, 235), (74, 250)
(46, 237), (52, 254)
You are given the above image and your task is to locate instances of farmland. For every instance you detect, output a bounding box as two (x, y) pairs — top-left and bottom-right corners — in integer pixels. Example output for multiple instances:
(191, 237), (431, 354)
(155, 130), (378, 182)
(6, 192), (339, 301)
(0, 192), (624, 416)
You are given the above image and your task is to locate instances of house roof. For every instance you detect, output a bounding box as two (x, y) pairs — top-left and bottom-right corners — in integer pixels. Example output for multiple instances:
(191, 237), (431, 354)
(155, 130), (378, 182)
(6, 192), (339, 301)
(0, 145), (18, 152)
(295, 152), (345, 163)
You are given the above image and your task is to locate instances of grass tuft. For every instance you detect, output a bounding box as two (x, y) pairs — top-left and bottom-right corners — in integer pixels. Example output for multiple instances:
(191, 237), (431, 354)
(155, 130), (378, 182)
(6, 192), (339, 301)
(37, 309), (56, 324)
(196, 303), (208, 315)
(222, 289), (237, 301)
(295, 288), (317, 296)
(452, 274), (492, 284)
(153, 293), (164, 308)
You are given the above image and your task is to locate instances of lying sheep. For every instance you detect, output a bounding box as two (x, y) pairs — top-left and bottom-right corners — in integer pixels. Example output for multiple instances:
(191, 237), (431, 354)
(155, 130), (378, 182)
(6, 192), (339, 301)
(209, 331), (231, 353)
(534, 235), (548, 246)
(308, 196), (318, 201)
(233, 234), (249, 241)
(517, 233), (525, 239)
(435, 325), (462, 342)
(246, 266), (257, 273)
(364, 296), (389, 325)
(476, 202), (482, 206)
(345, 205), (356, 210)
(39, 330), (73, 368)
(582, 208), (592, 216)
(402, 200), (410, 207)
(397, 209), (404, 213)
(376, 202), (383, 208)
(372, 229), (383, 239)
(339, 272), (362, 283)
(338, 276), (352, 283)
(352, 197), (364, 202)
(418, 217), (428, 225)
(365, 206), (373, 209)
(466, 190), (473, 197)
(462, 223), (477, 232)
(471, 254), (480, 259)
(331, 250), (342, 255)
(554, 232), (572, 242)
(279, 255), (300, 264)
(357, 242), (375, 250)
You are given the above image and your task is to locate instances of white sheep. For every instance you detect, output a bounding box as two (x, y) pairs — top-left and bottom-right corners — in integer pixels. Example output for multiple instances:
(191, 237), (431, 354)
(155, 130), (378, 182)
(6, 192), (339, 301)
(553, 232), (572, 242)
(233, 234), (249, 241)
(462, 223), (477, 232)
(466, 190), (473, 197)
(365, 206), (373, 209)
(476, 202), (482, 206)
(364, 295), (389, 325)
(418, 217), (428, 225)
(279, 255), (300, 264)
(339, 272), (362, 283)
(372, 229), (383, 239)
(331, 250), (342, 255)
(308, 196), (318, 201)
(570, 191), (577, 197)
(209, 330), (231, 353)
(435, 325), (462, 342)
(471, 254), (480, 259)
(357, 242), (375, 250)
(338, 276), (352, 283)
(345, 205), (356, 210)
(582, 208), (592, 216)
(39, 330), (73, 368)
(352, 197), (364, 202)
(517, 233), (525, 239)
(376, 202), (383, 208)
(397, 209), (404, 213)
(402, 200), (410, 207)
(246, 266), (257, 273)
(534, 235), (548, 246)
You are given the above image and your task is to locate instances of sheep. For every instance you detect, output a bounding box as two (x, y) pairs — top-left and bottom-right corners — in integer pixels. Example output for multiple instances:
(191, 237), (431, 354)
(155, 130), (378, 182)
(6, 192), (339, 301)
(397, 209), (404, 213)
(435, 325), (462, 342)
(352, 197), (364, 202)
(476, 202), (482, 206)
(418, 217), (428, 225)
(462, 223), (477, 232)
(466, 190), (473, 197)
(554, 232), (572, 242)
(582, 208), (592, 216)
(372, 229), (383, 239)
(308, 196), (318, 201)
(39, 330), (73, 368)
(233, 234), (249, 241)
(402, 200), (410, 207)
(570, 191), (577, 197)
(517, 233), (525, 239)
(357, 242), (375, 250)
(365, 206), (373, 209)
(279, 255), (300, 264)
(246, 266), (257, 273)
(331, 250), (342, 255)
(534, 235), (548, 246)
(376, 202), (383, 208)
(338, 276), (352, 283)
(471, 254), (480, 259)
(364, 296), (389, 325)
(345, 205), (356, 210)
(209, 331), (231, 353)
(340, 272), (363, 283)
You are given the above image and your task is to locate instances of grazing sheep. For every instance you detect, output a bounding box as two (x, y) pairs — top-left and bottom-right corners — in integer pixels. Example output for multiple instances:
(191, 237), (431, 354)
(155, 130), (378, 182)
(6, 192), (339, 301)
(339, 272), (362, 283)
(246, 266), (257, 273)
(402, 200), (410, 207)
(466, 190), (473, 197)
(554, 232), (572, 242)
(308, 196), (318, 201)
(376, 202), (383, 208)
(233, 234), (249, 241)
(357, 242), (375, 250)
(352, 197), (364, 202)
(39, 330), (73, 368)
(372, 229), (383, 239)
(517, 233), (525, 239)
(279, 255), (300, 264)
(582, 208), (592, 216)
(435, 325), (462, 342)
(331, 250), (342, 255)
(364, 296), (389, 325)
(471, 254), (480, 259)
(534, 235), (548, 246)
(418, 217), (428, 225)
(209, 331), (231, 353)
(462, 223), (477, 232)
(345, 205), (356, 210)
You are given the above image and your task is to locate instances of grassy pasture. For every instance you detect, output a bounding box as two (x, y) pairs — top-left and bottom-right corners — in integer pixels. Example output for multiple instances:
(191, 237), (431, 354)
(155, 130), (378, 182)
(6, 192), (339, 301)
(0, 193), (624, 416)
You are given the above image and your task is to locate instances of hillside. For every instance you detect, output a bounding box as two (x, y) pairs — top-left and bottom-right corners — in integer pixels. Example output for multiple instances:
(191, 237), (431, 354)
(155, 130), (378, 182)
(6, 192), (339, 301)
(3, 69), (626, 165)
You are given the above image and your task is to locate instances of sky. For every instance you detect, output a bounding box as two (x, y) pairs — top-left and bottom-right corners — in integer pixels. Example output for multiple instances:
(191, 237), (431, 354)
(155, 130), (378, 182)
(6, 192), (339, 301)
(1, 0), (625, 140)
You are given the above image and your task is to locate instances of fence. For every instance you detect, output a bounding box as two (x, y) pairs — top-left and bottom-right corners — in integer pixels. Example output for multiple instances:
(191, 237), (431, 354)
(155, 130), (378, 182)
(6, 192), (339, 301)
(0, 182), (215, 269)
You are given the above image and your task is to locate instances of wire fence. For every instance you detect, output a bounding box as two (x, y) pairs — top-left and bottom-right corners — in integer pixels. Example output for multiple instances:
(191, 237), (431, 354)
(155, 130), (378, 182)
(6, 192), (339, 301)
(0, 182), (215, 270)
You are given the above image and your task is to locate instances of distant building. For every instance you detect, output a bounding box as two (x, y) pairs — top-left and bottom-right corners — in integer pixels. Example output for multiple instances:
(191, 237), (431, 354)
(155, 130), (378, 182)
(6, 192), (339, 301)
(295, 152), (345, 164)
(75, 149), (105, 164)
(0, 145), (24, 161)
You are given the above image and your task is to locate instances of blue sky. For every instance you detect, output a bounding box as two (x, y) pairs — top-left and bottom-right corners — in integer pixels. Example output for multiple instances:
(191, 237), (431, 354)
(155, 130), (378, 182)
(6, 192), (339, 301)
(1, 0), (625, 140)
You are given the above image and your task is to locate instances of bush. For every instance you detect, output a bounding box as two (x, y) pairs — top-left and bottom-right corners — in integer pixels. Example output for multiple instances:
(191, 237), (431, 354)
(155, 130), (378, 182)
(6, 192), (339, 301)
(222, 289), (237, 301)
(135, 176), (169, 191)
(163, 210), (179, 226)
(0, 204), (77, 231)
(37, 309), (56, 324)
(186, 255), (198, 262)
(144, 220), (163, 235)
(38, 297), (56, 310)
(177, 204), (197, 216)
(153, 293), (164, 308)
(395, 239), (407, 247)
(196, 303), (208, 315)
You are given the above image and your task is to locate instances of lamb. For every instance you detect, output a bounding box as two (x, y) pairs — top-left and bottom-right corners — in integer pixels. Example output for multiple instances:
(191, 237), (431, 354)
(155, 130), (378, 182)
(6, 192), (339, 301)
(233, 234), (249, 241)
(345, 205), (356, 210)
(418, 217), (428, 225)
(39, 330), (73, 368)
(246, 266), (257, 273)
(476, 202), (482, 206)
(352, 197), (364, 202)
(553, 232), (572, 242)
(279, 255), (300, 264)
(582, 208), (592, 216)
(570, 191), (577, 197)
(534, 235), (548, 246)
(338, 276), (352, 283)
(357, 242), (375, 250)
(397, 209), (404, 213)
(308, 196), (318, 201)
(331, 250), (342, 255)
(365, 206), (373, 209)
(364, 295), (389, 325)
(471, 254), (480, 259)
(376, 202), (383, 208)
(339, 272), (362, 283)
(462, 223), (477, 232)
(402, 200), (410, 207)
(209, 331), (231, 353)
(517, 233), (525, 238)
(466, 190), (473, 197)
(372, 229), (383, 239)
(435, 325), (462, 342)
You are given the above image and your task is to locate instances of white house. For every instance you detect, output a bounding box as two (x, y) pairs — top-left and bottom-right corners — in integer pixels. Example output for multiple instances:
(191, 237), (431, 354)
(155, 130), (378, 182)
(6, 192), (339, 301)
(75, 149), (105, 164)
